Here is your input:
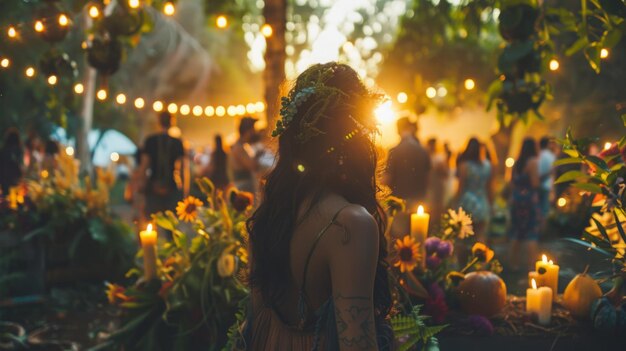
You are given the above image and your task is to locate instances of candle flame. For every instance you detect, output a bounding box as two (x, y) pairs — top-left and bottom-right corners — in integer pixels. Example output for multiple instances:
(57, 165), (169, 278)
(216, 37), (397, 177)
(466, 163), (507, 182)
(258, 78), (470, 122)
(531, 278), (537, 290)
(548, 260), (553, 265)
(542, 254), (548, 263)
(147, 223), (153, 232)
(417, 205), (424, 215)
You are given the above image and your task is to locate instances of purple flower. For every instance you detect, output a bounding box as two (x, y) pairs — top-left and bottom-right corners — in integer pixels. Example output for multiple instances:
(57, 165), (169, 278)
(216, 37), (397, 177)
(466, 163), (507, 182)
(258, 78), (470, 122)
(426, 255), (442, 270)
(466, 315), (494, 335)
(436, 240), (454, 259)
(424, 237), (441, 255)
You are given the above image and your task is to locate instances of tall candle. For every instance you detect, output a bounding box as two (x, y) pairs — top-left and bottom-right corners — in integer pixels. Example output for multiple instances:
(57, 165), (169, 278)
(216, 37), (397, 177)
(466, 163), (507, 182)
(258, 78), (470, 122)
(140, 223), (157, 280)
(535, 254), (559, 301)
(410, 205), (429, 269)
(528, 271), (544, 288)
(526, 278), (552, 325)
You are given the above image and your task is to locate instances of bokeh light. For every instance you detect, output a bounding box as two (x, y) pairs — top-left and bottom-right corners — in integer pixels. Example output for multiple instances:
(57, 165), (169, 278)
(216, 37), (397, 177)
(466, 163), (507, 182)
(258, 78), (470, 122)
(549, 59), (559, 71)
(374, 100), (395, 124)
(505, 157), (515, 168)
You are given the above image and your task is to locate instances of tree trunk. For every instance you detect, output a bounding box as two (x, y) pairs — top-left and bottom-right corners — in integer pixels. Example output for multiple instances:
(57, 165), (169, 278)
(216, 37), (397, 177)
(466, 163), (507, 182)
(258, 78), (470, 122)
(76, 11), (95, 176)
(491, 121), (515, 179)
(263, 0), (287, 126)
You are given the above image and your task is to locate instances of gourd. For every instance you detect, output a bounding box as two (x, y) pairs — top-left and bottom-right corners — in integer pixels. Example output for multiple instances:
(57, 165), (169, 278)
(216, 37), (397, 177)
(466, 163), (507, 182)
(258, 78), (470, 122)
(457, 271), (507, 317)
(563, 266), (602, 318)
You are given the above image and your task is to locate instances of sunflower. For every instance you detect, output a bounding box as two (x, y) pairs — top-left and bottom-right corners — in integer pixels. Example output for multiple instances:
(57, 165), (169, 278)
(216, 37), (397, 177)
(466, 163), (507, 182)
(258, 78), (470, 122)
(471, 242), (494, 263)
(394, 235), (421, 273)
(176, 196), (204, 222)
(106, 282), (130, 305)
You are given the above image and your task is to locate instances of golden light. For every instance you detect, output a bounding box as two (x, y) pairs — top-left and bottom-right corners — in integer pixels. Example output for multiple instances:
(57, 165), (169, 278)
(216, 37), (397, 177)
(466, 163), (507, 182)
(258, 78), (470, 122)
(74, 83), (84, 94)
(216, 15), (228, 29)
(65, 146), (75, 156)
(179, 104), (190, 115)
(246, 103), (256, 114)
(227, 105), (237, 116)
(116, 93), (127, 104)
(542, 254), (548, 264)
(34, 21), (44, 32)
(549, 59), (559, 71)
(531, 278), (537, 290)
(146, 223), (153, 232)
(397, 92), (408, 104)
(216, 106), (226, 116)
(0, 58), (9, 68)
(25, 66), (35, 77)
(7, 26), (17, 38)
(374, 100), (395, 124)
(505, 157), (515, 168)
(417, 205), (425, 215)
(88, 5), (100, 18)
(134, 97), (145, 109)
(167, 103), (178, 114)
(153, 101), (164, 112)
(425, 87), (437, 98)
(192, 105), (203, 116)
(163, 2), (175, 16)
(58, 14), (69, 26)
(236, 104), (246, 115)
(557, 197), (567, 207)
(128, 0), (140, 9)
(600, 48), (609, 59)
(604, 142), (612, 150)
(437, 86), (448, 97)
(464, 78), (476, 90)
(254, 101), (265, 112)
(261, 24), (273, 37)
(205, 106), (215, 116)
(110, 152), (120, 162)
(47, 75), (58, 85)
(297, 164), (305, 173)
(96, 89), (107, 100)
(41, 170), (49, 179)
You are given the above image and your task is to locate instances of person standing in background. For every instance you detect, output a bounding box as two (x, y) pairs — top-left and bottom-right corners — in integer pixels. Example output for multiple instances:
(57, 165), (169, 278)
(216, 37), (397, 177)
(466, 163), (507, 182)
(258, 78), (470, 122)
(426, 138), (449, 228)
(230, 117), (261, 195)
(139, 112), (185, 220)
(508, 137), (541, 271)
(204, 134), (230, 191)
(538, 136), (556, 218)
(0, 128), (24, 195)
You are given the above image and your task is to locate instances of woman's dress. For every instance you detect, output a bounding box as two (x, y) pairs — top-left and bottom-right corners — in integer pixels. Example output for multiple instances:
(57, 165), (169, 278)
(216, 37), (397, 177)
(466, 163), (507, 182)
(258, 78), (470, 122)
(457, 160), (491, 223)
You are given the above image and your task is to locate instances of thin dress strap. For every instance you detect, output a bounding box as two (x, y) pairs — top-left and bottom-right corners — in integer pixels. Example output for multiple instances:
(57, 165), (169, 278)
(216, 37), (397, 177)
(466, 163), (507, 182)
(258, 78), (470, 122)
(297, 204), (350, 328)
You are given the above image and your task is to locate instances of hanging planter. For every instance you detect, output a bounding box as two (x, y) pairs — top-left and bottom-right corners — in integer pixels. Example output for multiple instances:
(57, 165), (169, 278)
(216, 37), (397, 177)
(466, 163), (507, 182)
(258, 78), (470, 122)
(39, 49), (78, 80)
(86, 35), (123, 76)
(498, 4), (539, 42)
(102, 3), (145, 37)
(35, 2), (70, 43)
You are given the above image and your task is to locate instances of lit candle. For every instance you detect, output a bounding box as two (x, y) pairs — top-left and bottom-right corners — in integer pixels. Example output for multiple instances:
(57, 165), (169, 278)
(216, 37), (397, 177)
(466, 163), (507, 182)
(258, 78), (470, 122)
(526, 278), (552, 325)
(535, 254), (559, 301)
(528, 271), (544, 288)
(139, 224), (157, 280)
(410, 205), (430, 269)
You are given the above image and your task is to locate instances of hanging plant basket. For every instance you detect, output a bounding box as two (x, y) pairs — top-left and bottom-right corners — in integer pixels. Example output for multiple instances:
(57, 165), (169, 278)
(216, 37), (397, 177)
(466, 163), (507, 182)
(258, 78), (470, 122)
(498, 4), (539, 42)
(86, 35), (123, 76)
(35, 2), (70, 43)
(102, 4), (144, 37)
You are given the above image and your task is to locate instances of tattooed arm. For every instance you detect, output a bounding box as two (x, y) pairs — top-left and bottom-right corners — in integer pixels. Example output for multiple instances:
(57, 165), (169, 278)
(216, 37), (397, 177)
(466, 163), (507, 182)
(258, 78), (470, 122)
(329, 205), (379, 351)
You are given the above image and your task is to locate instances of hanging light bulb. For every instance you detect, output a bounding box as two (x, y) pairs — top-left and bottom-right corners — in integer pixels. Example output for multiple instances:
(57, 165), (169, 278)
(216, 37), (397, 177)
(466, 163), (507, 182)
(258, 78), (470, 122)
(163, 2), (175, 16)
(153, 101), (164, 112)
(134, 97), (145, 109)
(128, 0), (140, 9)
(88, 5), (100, 18)
(25, 66), (35, 77)
(261, 24), (273, 37)
(47, 75), (58, 85)
(192, 105), (203, 116)
(96, 89), (107, 100)
(600, 48), (609, 59)
(204, 106), (215, 116)
(167, 103), (178, 114)
(74, 83), (84, 94)
(179, 104), (190, 115)
(116, 93), (127, 104)
(58, 14), (69, 26)
(216, 15), (228, 29)
(7, 26), (17, 38)
(215, 106), (226, 116)
(0, 58), (9, 68)
(549, 59), (559, 71)
(34, 21), (44, 32)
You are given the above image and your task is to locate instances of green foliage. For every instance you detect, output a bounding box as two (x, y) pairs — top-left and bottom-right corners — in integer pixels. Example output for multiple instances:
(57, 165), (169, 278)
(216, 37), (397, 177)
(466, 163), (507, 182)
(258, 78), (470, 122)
(391, 305), (446, 351)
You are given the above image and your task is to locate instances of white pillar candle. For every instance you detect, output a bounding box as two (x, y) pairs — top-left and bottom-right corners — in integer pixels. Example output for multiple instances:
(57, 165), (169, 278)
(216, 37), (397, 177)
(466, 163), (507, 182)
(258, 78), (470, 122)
(410, 205), (429, 269)
(527, 278), (552, 325)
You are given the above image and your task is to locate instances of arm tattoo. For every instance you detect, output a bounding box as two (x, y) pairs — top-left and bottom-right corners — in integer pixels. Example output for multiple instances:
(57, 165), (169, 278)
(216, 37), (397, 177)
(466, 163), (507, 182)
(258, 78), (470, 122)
(334, 294), (376, 349)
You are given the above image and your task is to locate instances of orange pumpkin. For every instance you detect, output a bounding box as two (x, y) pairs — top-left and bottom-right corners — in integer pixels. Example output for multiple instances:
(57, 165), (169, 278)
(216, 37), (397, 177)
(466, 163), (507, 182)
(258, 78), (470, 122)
(457, 271), (507, 317)
(563, 272), (602, 318)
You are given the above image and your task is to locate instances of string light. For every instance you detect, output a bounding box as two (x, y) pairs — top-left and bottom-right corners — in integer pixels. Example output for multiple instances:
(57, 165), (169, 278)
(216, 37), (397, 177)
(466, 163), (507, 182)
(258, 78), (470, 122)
(192, 105), (203, 116)
(47, 75), (58, 85)
(437, 86), (448, 97)
(246, 103), (256, 114)
(96, 89), (107, 100)
(7, 26), (17, 38)
(216, 15), (228, 29)
(261, 24), (273, 37)
(464, 78), (476, 90)
(74, 83), (84, 94)
(88, 5), (100, 18)
(34, 21), (44, 32)
(255, 101), (265, 112)
(110, 152), (120, 162)
(505, 157), (515, 168)
(65, 146), (75, 156)
(152, 100), (164, 112)
(163, 2), (175, 16)
(128, 0), (140, 9)
(215, 106), (226, 116)
(227, 105), (237, 116)
(236, 104), (246, 115)
(25, 66), (35, 77)
(549, 59), (559, 71)
(604, 142), (612, 150)
(397, 92), (408, 104)
(180, 104), (190, 115)
(600, 48), (609, 59)
(426, 87), (436, 98)
(134, 97), (145, 108)
(58, 14), (69, 26)
(557, 197), (567, 207)
(167, 103), (178, 114)
(204, 106), (215, 116)
(116, 93), (127, 104)
(0, 58), (9, 68)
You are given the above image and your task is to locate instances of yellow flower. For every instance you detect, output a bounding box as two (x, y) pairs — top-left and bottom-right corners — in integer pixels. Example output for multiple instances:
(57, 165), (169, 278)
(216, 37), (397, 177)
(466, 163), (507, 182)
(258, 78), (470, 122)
(217, 253), (236, 277)
(105, 282), (129, 305)
(176, 196), (204, 222)
(448, 207), (474, 239)
(236, 246), (248, 265)
(394, 235), (421, 273)
(471, 242), (494, 263)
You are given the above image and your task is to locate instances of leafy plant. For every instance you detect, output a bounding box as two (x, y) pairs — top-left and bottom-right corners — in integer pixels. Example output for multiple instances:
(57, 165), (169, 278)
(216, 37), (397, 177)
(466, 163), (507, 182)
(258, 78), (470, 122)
(391, 305), (446, 351)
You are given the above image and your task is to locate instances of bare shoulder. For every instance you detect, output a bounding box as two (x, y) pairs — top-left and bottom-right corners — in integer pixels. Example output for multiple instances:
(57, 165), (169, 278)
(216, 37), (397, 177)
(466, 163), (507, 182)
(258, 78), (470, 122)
(332, 204), (379, 247)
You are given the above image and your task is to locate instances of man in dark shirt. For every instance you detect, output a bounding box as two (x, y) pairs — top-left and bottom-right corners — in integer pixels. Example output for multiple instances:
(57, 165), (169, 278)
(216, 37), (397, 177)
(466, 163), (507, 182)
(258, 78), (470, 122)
(140, 112), (185, 219)
(385, 116), (431, 207)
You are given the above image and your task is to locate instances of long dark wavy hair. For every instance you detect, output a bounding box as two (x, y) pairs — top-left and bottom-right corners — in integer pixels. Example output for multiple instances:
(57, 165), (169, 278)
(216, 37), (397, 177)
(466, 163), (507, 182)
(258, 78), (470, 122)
(247, 62), (392, 318)
(514, 137), (538, 176)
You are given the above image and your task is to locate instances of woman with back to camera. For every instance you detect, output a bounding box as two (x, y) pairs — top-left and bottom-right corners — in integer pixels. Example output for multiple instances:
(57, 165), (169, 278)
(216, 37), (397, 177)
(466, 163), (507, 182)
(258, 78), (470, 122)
(244, 63), (393, 350)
